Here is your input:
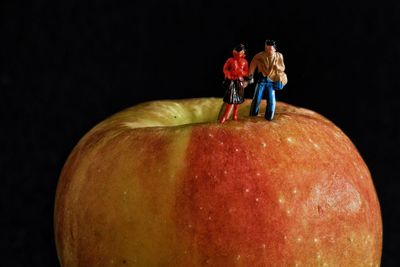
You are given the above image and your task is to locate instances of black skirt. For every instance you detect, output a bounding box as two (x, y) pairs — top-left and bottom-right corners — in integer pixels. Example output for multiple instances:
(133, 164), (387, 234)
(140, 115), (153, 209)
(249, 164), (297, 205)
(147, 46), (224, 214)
(222, 79), (245, 104)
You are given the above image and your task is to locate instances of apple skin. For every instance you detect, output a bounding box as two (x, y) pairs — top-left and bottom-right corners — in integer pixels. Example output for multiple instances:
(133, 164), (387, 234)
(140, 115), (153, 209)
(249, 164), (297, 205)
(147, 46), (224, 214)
(55, 98), (382, 266)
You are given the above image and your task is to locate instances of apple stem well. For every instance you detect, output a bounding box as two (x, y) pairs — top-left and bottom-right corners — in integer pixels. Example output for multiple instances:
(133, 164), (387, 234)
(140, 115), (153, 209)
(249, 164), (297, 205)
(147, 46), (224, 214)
(114, 98), (225, 129)
(95, 98), (308, 130)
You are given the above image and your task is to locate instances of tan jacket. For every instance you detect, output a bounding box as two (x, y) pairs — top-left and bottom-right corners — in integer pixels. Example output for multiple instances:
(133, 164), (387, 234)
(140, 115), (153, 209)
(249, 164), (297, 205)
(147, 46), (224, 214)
(249, 51), (287, 85)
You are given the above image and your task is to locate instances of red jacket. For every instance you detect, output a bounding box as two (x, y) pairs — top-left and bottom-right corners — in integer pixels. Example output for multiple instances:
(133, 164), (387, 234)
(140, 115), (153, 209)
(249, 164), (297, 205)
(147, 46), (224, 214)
(223, 56), (249, 81)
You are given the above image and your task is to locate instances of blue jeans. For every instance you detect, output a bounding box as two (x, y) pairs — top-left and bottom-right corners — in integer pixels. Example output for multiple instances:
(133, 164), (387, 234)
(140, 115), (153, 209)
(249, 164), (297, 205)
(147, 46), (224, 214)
(249, 77), (284, 120)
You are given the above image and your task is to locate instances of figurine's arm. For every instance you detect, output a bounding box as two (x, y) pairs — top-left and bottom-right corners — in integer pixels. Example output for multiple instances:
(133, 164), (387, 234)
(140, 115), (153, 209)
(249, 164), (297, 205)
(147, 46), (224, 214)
(248, 57), (258, 77)
(223, 59), (233, 79)
(275, 53), (285, 72)
(241, 60), (249, 77)
(248, 57), (258, 84)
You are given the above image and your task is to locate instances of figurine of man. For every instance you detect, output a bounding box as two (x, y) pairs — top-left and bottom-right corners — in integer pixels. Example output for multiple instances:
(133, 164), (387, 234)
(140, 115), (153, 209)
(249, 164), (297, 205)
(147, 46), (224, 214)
(219, 44), (249, 124)
(249, 40), (287, 120)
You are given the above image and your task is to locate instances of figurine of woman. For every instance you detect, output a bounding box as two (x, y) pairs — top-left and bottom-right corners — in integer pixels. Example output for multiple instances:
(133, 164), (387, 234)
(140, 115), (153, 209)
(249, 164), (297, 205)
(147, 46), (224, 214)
(219, 44), (249, 124)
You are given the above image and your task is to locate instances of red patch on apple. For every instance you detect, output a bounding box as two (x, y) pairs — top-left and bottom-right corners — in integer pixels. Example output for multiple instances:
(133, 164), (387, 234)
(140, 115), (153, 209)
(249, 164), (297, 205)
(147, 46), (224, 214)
(175, 124), (293, 265)
(174, 112), (381, 266)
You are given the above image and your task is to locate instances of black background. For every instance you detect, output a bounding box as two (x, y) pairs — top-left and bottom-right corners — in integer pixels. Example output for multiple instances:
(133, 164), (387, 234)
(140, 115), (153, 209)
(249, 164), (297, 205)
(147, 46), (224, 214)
(1, 0), (399, 266)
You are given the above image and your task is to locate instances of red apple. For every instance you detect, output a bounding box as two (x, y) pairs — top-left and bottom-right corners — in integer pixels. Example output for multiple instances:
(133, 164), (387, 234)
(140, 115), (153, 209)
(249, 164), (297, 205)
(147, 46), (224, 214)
(54, 98), (382, 266)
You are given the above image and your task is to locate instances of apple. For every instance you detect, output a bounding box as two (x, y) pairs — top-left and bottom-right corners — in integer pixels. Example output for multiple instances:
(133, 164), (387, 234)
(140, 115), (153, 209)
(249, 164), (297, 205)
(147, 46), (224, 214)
(54, 98), (382, 266)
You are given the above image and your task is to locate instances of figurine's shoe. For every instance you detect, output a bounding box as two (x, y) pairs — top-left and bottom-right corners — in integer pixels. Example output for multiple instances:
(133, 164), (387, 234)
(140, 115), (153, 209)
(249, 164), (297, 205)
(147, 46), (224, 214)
(265, 109), (275, 121)
(233, 105), (239, 120)
(219, 104), (233, 124)
(233, 112), (238, 121)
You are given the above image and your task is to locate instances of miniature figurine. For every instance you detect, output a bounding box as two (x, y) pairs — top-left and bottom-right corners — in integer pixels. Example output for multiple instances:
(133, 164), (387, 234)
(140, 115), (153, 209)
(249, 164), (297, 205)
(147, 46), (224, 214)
(219, 44), (249, 124)
(248, 40), (287, 120)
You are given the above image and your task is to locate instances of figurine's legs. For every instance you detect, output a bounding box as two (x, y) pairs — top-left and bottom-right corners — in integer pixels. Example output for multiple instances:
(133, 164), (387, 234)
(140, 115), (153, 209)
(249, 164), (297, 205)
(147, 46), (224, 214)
(220, 104), (233, 124)
(265, 84), (276, 120)
(249, 81), (266, 116)
(233, 104), (239, 120)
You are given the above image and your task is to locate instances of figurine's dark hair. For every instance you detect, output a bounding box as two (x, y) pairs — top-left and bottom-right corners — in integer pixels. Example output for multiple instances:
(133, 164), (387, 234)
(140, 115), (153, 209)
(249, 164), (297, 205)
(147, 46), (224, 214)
(234, 44), (246, 52)
(265, 39), (276, 48)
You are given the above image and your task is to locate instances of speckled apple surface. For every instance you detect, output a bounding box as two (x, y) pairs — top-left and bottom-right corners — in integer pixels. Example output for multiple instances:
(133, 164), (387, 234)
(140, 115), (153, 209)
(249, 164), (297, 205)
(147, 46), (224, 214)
(55, 98), (382, 267)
